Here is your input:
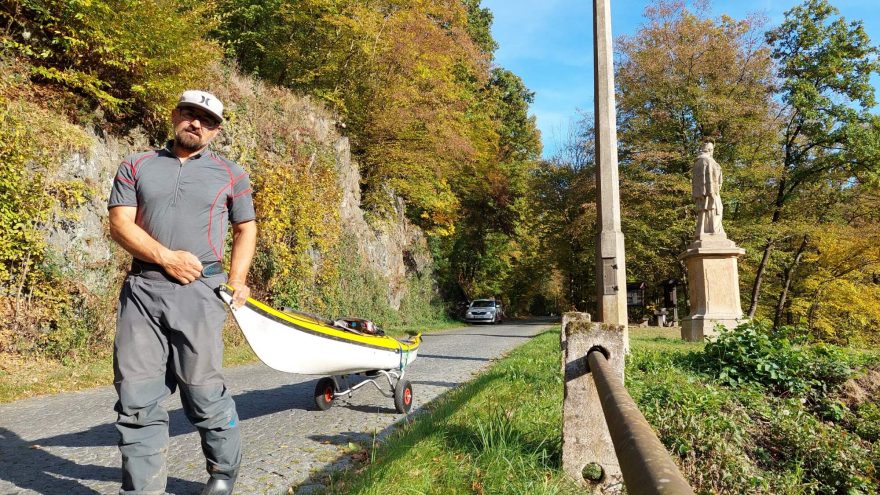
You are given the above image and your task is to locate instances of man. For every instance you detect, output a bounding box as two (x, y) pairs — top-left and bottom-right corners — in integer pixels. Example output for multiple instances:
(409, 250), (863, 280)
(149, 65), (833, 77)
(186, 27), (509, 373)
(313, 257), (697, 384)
(691, 141), (725, 239)
(108, 90), (257, 495)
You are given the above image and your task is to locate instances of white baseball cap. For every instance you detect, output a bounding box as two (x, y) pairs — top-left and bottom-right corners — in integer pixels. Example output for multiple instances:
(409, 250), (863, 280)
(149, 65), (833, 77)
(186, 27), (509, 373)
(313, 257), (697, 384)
(177, 90), (224, 123)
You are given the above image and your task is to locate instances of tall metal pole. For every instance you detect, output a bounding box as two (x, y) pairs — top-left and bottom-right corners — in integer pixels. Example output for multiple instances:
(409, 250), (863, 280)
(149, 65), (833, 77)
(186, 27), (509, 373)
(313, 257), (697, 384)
(593, 0), (628, 330)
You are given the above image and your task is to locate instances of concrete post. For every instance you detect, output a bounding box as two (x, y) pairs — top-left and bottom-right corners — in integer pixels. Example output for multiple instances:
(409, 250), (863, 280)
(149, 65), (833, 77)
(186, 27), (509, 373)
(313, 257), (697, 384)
(561, 312), (625, 493)
(593, 0), (628, 335)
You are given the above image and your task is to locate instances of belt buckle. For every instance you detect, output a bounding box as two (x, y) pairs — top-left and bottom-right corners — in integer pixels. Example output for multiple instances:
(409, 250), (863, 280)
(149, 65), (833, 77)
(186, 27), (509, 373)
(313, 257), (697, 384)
(201, 262), (223, 278)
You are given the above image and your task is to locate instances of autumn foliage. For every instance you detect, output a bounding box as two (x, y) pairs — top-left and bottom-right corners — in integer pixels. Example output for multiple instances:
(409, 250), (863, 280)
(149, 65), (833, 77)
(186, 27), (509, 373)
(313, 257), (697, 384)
(543, 0), (880, 343)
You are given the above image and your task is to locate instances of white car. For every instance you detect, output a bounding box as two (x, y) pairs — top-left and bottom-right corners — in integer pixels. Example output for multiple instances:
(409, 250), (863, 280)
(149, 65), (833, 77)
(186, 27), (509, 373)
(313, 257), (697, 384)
(464, 299), (503, 324)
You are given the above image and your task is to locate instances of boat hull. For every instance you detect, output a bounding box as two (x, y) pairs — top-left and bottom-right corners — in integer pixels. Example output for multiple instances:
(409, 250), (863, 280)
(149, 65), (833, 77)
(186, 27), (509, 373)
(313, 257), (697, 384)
(220, 291), (420, 375)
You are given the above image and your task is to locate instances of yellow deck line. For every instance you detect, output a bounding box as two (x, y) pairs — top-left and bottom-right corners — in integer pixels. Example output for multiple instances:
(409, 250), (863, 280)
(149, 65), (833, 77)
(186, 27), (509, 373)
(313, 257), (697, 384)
(241, 294), (421, 352)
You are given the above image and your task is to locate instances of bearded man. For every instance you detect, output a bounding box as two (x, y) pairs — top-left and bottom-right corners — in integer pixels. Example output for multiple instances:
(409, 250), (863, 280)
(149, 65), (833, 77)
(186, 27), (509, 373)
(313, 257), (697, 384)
(107, 90), (256, 495)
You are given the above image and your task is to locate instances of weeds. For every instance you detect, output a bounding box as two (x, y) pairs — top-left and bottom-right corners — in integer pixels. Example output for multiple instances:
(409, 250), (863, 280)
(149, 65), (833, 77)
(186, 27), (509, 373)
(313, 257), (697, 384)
(316, 327), (879, 494)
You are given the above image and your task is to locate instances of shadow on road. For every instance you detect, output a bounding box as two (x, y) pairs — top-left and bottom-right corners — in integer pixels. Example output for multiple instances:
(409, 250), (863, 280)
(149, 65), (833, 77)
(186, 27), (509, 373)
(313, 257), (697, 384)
(410, 380), (459, 388)
(444, 333), (533, 338)
(418, 354), (490, 362)
(336, 403), (397, 414)
(308, 431), (376, 447)
(0, 379), (328, 494)
(0, 427), (203, 495)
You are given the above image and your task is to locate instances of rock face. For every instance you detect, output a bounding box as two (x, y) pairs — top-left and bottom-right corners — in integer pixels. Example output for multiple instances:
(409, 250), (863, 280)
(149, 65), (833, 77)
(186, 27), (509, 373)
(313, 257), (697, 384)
(46, 104), (430, 310)
(45, 129), (144, 293)
(333, 136), (430, 309)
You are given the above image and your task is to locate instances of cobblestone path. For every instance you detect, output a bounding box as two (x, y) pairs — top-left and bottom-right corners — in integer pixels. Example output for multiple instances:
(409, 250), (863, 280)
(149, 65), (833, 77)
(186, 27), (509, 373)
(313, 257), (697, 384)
(0, 320), (555, 495)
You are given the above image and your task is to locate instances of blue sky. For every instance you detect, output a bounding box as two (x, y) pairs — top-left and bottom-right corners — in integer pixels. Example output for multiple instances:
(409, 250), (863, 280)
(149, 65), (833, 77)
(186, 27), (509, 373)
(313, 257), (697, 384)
(480, 0), (880, 158)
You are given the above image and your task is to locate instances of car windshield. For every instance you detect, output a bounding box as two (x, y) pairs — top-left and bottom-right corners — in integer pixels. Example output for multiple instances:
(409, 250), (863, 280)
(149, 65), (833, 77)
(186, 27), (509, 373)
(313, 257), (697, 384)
(471, 300), (495, 308)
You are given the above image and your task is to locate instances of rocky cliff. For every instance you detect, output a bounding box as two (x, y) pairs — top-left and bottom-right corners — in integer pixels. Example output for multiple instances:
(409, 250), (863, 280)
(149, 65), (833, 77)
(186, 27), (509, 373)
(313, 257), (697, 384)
(45, 72), (432, 312)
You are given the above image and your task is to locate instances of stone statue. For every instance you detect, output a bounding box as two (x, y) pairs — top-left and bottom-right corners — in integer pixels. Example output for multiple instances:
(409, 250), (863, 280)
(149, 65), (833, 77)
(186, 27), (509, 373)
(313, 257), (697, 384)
(692, 142), (725, 239)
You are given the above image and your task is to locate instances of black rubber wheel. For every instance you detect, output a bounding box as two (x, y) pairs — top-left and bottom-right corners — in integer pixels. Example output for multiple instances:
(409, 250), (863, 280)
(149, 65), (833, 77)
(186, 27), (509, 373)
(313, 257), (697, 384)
(393, 378), (413, 414)
(314, 377), (336, 411)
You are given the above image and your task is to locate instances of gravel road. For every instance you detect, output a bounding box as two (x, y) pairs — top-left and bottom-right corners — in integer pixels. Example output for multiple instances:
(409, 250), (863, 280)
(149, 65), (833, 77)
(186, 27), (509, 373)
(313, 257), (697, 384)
(0, 319), (556, 495)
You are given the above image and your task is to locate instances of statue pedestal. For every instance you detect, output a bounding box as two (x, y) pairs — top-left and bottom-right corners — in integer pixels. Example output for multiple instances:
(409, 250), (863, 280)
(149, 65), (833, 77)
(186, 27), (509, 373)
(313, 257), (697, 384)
(679, 237), (745, 341)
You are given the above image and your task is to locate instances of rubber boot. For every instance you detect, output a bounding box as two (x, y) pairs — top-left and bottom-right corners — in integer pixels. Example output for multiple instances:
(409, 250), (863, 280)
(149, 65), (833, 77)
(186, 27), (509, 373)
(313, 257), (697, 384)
(201, 474), (236, 495)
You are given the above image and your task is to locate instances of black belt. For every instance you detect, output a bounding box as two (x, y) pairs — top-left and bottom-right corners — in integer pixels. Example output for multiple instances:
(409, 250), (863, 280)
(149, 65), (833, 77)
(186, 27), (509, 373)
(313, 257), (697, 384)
(130, 260), (223, 282)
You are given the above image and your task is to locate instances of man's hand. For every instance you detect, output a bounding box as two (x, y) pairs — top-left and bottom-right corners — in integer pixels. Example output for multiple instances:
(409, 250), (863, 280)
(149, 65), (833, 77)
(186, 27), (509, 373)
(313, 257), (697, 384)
(227, 279), (250, 309)
(159, 250), (203, 284)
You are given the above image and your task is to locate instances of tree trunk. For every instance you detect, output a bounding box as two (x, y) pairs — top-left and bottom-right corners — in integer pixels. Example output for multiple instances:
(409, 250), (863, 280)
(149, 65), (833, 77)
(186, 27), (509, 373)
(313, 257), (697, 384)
(748, 177), (787, 318)
(773, 235), (807, 329)
(748, 243), (771, 318)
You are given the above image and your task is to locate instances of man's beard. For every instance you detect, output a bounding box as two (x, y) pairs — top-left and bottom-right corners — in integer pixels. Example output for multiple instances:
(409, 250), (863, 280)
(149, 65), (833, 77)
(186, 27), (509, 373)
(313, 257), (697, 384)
(175, 127), (208, 151)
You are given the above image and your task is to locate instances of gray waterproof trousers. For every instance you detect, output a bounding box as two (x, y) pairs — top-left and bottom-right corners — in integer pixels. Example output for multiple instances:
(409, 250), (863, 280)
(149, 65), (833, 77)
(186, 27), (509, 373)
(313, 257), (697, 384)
(113, 271), (240, 495)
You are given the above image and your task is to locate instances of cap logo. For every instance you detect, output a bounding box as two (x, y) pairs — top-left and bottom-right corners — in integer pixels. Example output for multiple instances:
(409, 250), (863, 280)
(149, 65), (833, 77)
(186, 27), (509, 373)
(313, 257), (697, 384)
(179, 90), (224, 123)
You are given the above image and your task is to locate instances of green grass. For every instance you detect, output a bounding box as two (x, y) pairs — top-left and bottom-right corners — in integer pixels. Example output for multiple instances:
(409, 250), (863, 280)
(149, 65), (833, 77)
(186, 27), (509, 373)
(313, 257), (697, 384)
(306, 326), (880, 495)
(384, 318), (465, 337)
(302, 328), (582, 495)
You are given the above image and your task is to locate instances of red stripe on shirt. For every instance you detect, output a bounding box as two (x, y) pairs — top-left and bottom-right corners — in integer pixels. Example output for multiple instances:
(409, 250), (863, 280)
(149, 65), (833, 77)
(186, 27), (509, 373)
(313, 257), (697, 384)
(210, 154), (235, 182)
(131, 152), (157, 178)
(116, 175), (135, 186)
(232, 188), (252, 199)
(207, 183), (233, 261)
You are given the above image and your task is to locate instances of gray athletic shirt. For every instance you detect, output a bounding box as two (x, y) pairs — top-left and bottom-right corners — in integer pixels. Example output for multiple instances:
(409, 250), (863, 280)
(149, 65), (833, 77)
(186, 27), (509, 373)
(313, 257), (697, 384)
(108, 142), (256, 263)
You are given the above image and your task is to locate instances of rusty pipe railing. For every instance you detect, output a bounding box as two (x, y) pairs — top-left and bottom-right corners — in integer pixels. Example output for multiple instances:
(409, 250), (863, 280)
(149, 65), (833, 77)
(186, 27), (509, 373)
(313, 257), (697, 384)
(587, 349), (695, 495)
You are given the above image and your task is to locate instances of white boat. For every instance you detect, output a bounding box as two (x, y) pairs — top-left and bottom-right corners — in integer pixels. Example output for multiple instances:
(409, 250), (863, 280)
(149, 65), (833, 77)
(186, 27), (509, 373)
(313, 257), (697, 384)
(219, 288), (421, 375)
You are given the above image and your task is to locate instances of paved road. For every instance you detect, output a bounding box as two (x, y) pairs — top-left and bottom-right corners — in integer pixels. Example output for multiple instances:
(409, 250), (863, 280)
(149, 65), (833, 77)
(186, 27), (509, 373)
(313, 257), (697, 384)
(0, 319), (556, 495)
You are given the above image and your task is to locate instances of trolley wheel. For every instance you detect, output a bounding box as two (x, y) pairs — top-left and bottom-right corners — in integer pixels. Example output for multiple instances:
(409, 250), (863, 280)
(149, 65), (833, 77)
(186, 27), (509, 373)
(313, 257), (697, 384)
(315, 377), (336, 411)
(393, 378), (413, 414)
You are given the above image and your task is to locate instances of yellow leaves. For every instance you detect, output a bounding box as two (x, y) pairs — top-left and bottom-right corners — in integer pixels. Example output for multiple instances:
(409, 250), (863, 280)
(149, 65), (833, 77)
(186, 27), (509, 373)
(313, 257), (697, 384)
(0, 92), (90, 292)
(788, 222), (880, 344)
(9, 0), (223, 132)
(251, 150), (342, 305)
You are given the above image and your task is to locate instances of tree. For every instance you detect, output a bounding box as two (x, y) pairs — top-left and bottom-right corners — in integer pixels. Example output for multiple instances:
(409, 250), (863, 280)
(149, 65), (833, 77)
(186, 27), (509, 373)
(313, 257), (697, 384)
(787, 194), (880, 344)
(748, 0), (880, 318)
(461, 0), (498, 56)
(526, 112), (598, 313)
(1, 0), (221, 134)
(216, 0), (493, 235)
(614, 1), (777, 308)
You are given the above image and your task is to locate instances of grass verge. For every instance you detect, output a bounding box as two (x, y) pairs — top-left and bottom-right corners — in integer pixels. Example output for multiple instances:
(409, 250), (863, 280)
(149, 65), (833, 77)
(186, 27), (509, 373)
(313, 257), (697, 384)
(308, 326), (880, 494)
(304, 327), (583, 495)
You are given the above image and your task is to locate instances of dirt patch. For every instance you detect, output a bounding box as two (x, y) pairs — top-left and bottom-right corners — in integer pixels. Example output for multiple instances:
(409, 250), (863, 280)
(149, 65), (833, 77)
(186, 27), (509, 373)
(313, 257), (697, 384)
(838, 367), (880, 407)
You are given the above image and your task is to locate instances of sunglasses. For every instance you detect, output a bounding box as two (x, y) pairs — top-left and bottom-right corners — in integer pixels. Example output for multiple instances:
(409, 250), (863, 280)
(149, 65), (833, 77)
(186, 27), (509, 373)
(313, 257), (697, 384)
(178, 107), (221, 130)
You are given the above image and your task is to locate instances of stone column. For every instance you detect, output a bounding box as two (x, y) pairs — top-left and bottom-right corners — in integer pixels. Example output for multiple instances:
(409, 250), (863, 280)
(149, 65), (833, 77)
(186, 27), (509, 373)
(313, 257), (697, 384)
(593, 0), (628, 335)
(561, 312), (625, 493)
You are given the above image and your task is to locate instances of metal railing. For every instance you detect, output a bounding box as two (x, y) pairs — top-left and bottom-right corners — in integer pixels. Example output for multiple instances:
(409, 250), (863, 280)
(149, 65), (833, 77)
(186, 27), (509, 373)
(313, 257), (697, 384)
(587, 349), (695, 495)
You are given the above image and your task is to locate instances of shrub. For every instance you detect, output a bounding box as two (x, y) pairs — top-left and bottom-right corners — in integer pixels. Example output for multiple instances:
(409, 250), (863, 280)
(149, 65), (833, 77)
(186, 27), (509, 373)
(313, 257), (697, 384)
(629, 345), (879, 494)
(853, 402), (880, 443)
(754, 407), (876, 494)
(2, 0), (222, 133)
(0, 90), (89, 308)
(0, 85), (120, 358)
(698, 320), (853, 398)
